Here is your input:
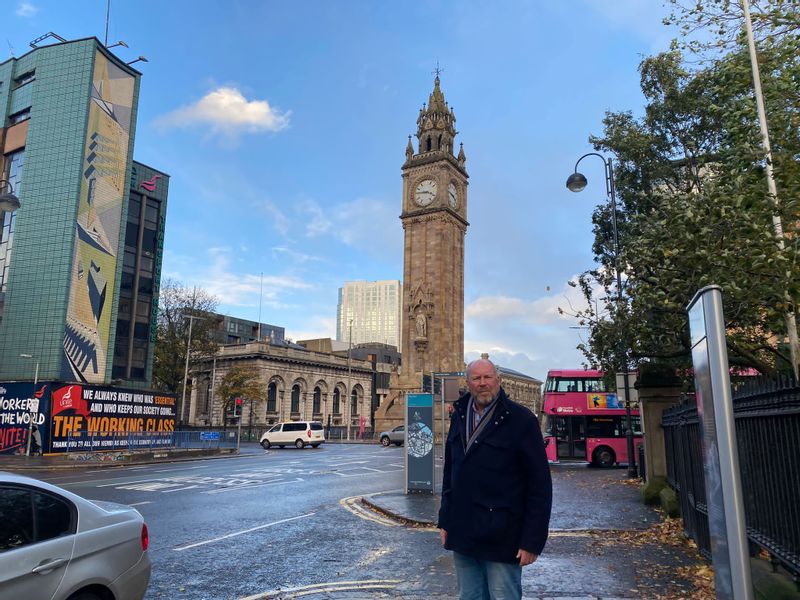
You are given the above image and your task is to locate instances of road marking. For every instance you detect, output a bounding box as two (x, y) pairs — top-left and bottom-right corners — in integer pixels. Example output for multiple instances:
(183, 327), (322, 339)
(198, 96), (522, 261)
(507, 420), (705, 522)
(339, 495), (399, 527)
(163, 485), (200, 493)
(240, 579), (402, 600)
(128, 501), (152, 506)
(174, 512), (315, 551)
(96, 478), (157, 488)
(203, 477), (303, 494)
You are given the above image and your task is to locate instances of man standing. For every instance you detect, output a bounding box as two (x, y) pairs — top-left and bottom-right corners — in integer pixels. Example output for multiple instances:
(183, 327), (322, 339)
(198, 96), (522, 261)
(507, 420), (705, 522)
(438, 358), (552, 600)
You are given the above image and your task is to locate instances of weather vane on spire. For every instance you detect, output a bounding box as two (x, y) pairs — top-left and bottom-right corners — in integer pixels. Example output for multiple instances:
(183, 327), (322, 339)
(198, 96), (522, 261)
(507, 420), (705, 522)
(432, 61), (444, 79)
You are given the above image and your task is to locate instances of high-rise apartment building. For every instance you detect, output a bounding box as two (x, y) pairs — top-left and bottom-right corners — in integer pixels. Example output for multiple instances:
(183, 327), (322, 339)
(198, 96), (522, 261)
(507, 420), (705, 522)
(0, 36), (168, 388)
(336, 280), (402, 348)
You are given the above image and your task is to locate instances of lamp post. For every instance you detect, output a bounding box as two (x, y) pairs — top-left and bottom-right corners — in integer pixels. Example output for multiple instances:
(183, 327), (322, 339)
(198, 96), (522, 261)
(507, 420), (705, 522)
(346, 318), (353, 441)
(0, 179), (21, 212)
(20, 354), (39, 457)
(740, 0), (800, 378)
(567, 152), (637, 478)
(180, 313), (202, 429)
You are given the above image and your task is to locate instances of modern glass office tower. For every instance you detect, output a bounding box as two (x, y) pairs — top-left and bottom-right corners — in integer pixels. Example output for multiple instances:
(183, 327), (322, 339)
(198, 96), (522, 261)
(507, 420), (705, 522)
(336, 280), (402, 348)
(0, 37), (167, 388)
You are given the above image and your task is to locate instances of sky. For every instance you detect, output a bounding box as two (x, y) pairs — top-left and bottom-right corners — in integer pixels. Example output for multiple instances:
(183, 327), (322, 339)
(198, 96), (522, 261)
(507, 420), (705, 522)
(6, 0), (682, 382)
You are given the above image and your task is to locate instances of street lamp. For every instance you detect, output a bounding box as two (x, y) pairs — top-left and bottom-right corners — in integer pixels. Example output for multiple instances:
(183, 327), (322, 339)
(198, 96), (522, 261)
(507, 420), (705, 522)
(0, 179), (21, 212)
(346, 318), (353, 441)
(566, 152), (637, 478)
(19, 353), (39, 457)
(126, 56), (148, 66)
(180, 313), (202, 429)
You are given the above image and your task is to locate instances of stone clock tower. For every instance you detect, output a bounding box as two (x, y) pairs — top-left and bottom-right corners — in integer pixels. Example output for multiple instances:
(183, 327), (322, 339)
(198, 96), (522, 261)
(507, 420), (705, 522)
(376, 75), (468, 430)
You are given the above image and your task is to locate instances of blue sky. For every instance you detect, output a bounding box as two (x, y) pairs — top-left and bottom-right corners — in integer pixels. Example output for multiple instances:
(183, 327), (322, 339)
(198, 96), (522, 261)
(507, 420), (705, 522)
(7, 1), (680, 382)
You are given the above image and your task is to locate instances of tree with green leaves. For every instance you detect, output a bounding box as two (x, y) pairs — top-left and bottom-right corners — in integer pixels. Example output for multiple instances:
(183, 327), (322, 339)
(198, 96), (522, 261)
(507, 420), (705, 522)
(215, 364), (264, 423)
(153, 279), (220, 394)
(565, 16), (800, 377)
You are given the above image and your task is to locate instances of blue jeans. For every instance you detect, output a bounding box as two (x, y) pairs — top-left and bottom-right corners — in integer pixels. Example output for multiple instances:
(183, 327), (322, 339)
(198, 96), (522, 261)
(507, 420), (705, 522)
(453, 552), (522, 600)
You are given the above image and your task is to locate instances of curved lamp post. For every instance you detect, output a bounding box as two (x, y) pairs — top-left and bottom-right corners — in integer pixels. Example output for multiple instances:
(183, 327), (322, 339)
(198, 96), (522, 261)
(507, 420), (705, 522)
(566, 152), (637, 478)
(0, 179), (20, 212)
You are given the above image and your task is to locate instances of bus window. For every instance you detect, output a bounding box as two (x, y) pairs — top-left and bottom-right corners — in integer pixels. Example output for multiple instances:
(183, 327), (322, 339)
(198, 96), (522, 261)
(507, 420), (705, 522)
(555, 379), (579, 392)
(586, 416), (619, 437)
(583, 379), (607, 392)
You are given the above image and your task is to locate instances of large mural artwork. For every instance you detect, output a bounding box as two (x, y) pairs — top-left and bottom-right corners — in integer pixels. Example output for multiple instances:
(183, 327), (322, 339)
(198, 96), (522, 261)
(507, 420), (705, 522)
(63, 51), (135, 382)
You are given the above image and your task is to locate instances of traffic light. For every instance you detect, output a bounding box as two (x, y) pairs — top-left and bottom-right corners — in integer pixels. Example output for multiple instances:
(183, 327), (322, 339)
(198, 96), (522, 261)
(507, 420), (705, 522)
(233, 397), (242, 417)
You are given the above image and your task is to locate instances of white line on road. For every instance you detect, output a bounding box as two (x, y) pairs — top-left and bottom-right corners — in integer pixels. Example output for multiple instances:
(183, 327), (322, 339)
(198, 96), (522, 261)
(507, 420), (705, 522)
(240, 579), (401, 600)
(203, 477), (303, 494)
(173, 512), (315, 551)
(162, 485), (200, 493)
(128, 501), (152, 506)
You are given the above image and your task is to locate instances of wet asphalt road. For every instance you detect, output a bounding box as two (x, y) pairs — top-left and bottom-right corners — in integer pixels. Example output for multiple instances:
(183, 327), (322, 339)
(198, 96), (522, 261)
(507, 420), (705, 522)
(37, 443), (448, 599)
(32, 444), (700, 599)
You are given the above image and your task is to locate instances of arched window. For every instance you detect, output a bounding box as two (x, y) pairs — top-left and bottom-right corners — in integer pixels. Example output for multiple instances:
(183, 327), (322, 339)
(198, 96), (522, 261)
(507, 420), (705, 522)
(291, 384), (301, 413)
(313, 387), (321, 415)
(267, 382), (277, 412)
(333, 389), (340, 414)
(350, 389), (358, 416)
(426, 136), (432, 151)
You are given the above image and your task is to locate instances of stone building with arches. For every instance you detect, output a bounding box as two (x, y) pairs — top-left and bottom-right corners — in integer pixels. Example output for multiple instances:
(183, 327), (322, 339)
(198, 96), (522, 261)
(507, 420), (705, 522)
(186, 340), (373, 432)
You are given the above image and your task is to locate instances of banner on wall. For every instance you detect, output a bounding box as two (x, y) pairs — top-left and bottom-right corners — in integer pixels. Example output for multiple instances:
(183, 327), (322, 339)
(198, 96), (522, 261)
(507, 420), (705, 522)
(0, 383), (49, 455)
(0, 382), (176, 454)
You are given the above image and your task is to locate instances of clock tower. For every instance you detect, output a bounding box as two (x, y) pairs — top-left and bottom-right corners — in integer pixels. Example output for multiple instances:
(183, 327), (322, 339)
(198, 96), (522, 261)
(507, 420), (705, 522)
(375, 74), (468, 432)
(402, 75), (468, 378)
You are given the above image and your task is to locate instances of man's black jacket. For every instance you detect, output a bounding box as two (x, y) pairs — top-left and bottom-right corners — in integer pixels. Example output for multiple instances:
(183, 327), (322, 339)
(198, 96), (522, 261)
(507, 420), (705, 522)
(437, 387), (552, 563)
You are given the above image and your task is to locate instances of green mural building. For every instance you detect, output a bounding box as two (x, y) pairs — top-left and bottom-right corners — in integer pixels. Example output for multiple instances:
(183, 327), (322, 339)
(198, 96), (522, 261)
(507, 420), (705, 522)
(0, 36), (168, 389)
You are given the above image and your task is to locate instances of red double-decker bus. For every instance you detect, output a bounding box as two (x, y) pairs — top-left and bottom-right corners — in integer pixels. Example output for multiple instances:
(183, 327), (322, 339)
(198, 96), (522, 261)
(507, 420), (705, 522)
(542, 369), (642, 468)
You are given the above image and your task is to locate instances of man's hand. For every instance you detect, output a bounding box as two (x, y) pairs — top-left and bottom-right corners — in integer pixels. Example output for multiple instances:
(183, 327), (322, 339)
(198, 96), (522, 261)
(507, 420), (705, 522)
(440, 529), (447, 546)
(516, 549), (538, 566)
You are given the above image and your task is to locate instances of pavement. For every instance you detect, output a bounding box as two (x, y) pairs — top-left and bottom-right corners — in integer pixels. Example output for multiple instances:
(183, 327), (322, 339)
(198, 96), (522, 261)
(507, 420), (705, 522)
(363, 465), (709, 600)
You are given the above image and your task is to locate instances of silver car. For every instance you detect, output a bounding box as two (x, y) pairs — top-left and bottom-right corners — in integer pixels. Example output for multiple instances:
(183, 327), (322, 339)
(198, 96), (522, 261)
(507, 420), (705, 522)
(379, 425), (405, 446)
(0, 472), (151, 600)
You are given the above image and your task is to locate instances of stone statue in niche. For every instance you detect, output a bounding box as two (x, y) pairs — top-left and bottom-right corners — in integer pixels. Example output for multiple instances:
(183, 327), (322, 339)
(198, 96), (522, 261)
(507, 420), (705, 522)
(415, 312), (427, 338)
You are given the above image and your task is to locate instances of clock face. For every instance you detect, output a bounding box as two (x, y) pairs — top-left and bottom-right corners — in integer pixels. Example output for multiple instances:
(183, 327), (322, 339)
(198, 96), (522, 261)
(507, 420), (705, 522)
(448, 183), (458, 209)
(414, 179), (437, 206)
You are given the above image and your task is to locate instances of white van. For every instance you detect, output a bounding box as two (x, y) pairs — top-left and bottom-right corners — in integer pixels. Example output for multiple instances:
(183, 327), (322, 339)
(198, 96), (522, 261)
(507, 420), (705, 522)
(259, 421), (325, 449)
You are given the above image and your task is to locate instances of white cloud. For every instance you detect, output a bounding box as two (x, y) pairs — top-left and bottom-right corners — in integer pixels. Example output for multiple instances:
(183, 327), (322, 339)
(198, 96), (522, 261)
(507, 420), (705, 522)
(253, 198), (290, 236)
(466, 278), (591, 327)
(16, 2), (38, 17)
(164, 246), (313, 308)
(463, 278), (604, 381)
(286, 317), (337, 342)
(298, 199), (332, 237)
(271, 246), (326, 264)
(155, 87), (290, 140)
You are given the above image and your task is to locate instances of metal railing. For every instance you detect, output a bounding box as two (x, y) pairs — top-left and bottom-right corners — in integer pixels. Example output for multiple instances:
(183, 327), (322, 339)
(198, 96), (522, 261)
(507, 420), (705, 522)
(64, 429), (238, 453)
(662, 376), (800, 585)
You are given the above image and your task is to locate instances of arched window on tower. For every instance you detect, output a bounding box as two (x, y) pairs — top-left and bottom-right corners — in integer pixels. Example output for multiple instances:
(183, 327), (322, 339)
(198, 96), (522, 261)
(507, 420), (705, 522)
(291, 384), (301, 413)
(426, 136), (432, 152)
(437, 134), (442, 150)
(267, 382), (277, 412)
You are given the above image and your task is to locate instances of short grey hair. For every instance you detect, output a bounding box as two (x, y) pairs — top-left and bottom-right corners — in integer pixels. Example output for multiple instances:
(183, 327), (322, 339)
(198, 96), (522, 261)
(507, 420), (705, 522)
(466, 358), (499, 378)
